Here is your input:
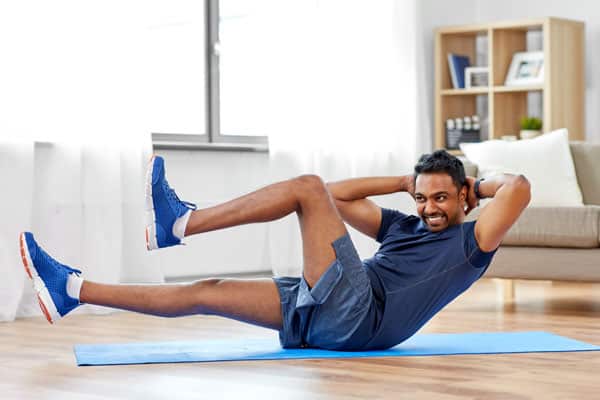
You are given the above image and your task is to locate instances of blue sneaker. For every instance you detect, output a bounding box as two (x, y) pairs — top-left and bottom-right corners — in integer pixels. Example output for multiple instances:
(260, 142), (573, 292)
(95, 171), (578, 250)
(145, 155), (197, 250)
(19, 232), (82, 323)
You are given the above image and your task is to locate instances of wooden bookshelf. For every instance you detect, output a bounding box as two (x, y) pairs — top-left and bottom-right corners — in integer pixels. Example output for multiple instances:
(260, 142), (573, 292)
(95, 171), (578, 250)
(441, 88), (489, 95)
(434, 17), (585, 151)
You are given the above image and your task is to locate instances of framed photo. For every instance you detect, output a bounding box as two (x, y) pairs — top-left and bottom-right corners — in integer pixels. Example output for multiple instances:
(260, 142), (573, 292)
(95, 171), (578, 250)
(465, 67), (489, 88)
(504, 51), (544, 86)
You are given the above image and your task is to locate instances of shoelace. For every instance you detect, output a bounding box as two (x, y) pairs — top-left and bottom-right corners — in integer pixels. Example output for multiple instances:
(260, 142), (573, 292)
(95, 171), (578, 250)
(39, 246), (82, 276)
(163, 180), (197, 211)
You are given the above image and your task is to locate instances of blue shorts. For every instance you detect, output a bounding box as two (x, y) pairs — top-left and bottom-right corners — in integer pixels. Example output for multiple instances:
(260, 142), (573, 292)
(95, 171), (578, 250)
(272, 233), (380, 350)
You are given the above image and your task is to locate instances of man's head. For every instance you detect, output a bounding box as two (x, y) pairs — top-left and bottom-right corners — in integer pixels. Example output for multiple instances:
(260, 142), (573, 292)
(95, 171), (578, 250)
(413, 150), (467, 232)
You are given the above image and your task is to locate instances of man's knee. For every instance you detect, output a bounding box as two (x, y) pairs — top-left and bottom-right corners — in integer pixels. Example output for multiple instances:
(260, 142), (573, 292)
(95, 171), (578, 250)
(188, 278), (225, 313)
(190, 278), (224, 295)
(294, 174), (330, 200)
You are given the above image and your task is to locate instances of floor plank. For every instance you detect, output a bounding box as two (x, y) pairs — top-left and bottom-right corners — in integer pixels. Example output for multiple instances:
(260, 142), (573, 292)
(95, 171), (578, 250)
(1, 278), (599, 399)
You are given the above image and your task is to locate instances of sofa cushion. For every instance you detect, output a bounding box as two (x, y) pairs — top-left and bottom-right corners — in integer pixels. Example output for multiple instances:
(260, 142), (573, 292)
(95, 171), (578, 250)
(485, 247), (600, 281)
(466, 206), (600, 248)
(570, 142), (600, 206)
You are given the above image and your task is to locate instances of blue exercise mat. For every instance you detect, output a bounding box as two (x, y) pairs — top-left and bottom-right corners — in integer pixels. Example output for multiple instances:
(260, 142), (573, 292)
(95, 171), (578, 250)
(74, 331), (600, 366)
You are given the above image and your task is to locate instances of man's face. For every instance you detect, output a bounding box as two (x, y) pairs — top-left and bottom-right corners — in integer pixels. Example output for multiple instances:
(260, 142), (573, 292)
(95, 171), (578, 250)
(414, 172), (467, 232)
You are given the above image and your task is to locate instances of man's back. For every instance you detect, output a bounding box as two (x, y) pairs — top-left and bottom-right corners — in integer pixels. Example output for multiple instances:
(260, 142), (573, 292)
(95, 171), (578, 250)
(361, 208), (497, 350)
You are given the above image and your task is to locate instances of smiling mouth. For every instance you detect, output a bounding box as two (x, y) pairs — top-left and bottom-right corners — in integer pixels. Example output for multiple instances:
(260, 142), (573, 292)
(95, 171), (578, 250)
(425, 215), (446, 225)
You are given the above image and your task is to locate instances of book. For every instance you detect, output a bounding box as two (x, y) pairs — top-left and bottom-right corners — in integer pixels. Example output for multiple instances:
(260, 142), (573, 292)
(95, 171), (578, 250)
(447, 54), (470, 89)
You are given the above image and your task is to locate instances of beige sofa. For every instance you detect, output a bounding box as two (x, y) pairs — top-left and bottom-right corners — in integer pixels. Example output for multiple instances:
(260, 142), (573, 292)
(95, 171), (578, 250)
(462, 142), (600, 299)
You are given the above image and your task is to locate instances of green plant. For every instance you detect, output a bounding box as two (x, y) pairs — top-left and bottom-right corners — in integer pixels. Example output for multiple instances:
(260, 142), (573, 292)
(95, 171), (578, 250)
(520, 117), (542, 130)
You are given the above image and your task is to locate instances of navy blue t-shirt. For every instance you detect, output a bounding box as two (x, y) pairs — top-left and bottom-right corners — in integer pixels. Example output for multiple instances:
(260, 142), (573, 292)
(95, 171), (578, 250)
(361, 207), (498, 350)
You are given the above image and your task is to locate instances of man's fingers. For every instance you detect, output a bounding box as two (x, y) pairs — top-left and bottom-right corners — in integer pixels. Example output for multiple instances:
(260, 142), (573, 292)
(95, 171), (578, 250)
(464, 198), (479, 216)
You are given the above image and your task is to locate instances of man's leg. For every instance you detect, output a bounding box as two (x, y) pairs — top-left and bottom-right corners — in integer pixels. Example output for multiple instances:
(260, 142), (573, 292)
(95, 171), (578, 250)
(184, 174), (348, 286)
(80, 278), (283, 330)
(22, 230), (285, 327)
(27, 174), (347, 328)
(82, 175), (347, 325)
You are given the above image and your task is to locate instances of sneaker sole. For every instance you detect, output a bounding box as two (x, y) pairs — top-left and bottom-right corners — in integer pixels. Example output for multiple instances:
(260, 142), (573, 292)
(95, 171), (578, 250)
(19, 233), (61, 324)
(145, 155), (159, 251)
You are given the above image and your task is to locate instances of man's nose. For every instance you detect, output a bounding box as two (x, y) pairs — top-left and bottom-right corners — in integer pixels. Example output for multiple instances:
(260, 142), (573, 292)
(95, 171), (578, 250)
(424, 200), (438, 215)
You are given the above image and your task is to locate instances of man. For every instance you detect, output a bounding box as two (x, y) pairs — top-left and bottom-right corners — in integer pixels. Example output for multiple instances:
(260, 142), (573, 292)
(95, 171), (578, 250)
(20, 150), (530, 350)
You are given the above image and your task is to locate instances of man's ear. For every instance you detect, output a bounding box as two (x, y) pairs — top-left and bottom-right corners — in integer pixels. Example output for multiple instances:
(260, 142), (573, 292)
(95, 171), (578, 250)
(459, 185), (468, 201)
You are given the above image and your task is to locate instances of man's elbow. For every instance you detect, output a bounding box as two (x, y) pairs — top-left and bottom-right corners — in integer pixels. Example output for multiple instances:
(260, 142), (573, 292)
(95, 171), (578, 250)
(512, 174), (531, 205)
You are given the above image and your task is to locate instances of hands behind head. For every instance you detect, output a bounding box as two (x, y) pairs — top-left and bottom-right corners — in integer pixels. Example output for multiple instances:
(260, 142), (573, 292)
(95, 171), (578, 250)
(404, 176), (416, 199)
(464, 176), (479, 215)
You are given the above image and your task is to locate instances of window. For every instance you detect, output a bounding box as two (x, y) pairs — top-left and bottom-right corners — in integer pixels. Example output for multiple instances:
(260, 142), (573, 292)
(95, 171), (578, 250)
(151, 0), (268, 150)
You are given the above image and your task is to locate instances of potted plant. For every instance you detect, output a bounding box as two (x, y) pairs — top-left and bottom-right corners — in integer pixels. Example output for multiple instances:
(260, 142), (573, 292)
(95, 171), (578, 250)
(520, 117), (542, 140)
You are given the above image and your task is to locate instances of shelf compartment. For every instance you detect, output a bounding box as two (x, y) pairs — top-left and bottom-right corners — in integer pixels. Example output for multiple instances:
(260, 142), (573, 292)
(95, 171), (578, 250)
(491, 29), (529, 86)
(439, 95), (483, 149)
(437, 31), (487, 91)
(492, 92), (528, 138)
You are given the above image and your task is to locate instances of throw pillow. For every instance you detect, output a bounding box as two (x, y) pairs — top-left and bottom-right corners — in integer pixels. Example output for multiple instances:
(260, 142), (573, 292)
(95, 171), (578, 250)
(459, 129), (583, 207)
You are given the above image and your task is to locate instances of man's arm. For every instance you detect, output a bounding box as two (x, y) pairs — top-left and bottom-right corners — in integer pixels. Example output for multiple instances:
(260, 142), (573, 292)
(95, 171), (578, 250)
(326, 176), (414, 239)
(471, 174), (531, 252)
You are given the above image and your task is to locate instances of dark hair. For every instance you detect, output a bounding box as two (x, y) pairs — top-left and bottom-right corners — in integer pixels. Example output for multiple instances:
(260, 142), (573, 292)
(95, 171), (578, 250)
(414, 150), (466, 192)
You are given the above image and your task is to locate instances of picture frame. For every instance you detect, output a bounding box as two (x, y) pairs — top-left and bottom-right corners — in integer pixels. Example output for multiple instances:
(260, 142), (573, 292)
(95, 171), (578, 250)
(465, 66), (489, 88)
(504, 51), (544, 86)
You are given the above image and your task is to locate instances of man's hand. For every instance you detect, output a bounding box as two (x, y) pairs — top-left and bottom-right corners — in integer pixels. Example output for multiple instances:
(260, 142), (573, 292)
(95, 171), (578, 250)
(464, 176), (479, 215)
(402, 175), (415, 199)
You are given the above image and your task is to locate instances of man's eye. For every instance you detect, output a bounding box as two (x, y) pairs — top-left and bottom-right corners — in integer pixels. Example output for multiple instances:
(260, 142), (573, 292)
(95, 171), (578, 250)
(437, 196), (446, 201)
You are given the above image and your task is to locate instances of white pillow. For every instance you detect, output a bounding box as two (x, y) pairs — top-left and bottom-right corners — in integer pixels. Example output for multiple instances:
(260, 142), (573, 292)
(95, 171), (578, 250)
(459, 129), (583, 207)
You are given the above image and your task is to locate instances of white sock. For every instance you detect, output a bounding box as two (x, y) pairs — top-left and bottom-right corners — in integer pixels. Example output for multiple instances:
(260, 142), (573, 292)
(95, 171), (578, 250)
(66, 274), (84, 301)
(173, 209), (192, 240)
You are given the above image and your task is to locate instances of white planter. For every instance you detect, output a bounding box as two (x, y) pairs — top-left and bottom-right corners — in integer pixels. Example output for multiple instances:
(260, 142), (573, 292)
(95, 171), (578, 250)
(520, 129), (541, 140)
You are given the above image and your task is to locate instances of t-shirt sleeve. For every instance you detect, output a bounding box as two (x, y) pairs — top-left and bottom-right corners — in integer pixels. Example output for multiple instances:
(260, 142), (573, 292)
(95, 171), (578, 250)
(376, 207), (409, 243)
(462, 221), (498, 269)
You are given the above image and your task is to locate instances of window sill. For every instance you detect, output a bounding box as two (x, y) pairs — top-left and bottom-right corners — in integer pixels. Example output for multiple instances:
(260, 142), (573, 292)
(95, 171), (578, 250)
(152, 140), (269, 153)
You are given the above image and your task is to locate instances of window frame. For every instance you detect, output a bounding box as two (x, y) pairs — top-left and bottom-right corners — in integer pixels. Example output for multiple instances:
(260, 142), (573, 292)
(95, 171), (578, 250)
(152, 0), (269, 152)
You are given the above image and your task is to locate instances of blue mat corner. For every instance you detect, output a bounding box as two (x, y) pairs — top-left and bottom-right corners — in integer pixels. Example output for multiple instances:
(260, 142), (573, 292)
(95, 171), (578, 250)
(74, 331), (600, 366)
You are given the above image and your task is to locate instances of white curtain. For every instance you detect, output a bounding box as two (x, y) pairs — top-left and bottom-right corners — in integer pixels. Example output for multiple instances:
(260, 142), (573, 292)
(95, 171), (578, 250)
(0, 2), (166, 321)
(0, 141), (161, 321)
(266, 0), (430, 275)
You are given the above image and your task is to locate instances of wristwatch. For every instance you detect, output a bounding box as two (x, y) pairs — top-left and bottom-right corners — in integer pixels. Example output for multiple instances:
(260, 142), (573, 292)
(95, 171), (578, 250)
(474, 178), (485, 199)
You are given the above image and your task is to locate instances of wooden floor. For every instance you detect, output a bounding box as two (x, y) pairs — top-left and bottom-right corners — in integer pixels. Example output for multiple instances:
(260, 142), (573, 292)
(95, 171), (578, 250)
(1, 278), (600, 400)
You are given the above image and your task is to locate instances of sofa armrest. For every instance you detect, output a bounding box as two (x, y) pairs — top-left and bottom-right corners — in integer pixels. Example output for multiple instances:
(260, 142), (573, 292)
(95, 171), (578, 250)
(570, 142), (600, 205)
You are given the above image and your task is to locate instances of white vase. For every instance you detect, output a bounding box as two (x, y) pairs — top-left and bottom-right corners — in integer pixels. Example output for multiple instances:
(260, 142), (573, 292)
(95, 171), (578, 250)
(520, 129), (541, 140)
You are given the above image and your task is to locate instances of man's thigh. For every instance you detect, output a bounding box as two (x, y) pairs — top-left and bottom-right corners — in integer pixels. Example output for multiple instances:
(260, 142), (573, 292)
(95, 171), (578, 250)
(274, 233), (376, 350)
(295, 175), (348, 287)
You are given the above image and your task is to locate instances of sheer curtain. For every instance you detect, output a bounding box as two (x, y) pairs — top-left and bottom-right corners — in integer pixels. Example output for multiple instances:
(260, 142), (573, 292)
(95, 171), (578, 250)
(0, 2), (166, 321)
(265, 0), (430, 275)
